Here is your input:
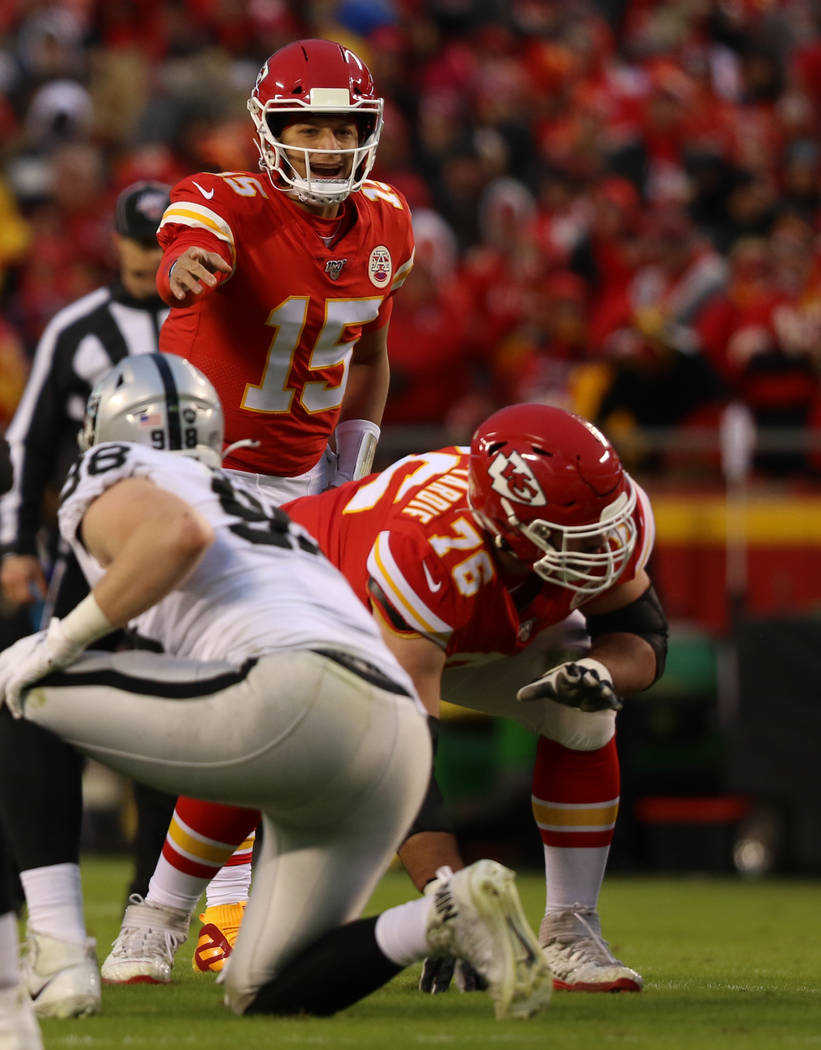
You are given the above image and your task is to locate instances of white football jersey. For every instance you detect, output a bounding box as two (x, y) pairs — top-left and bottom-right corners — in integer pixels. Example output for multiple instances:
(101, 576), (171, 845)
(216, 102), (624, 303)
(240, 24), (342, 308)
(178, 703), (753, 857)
(58, 442), (415, 691)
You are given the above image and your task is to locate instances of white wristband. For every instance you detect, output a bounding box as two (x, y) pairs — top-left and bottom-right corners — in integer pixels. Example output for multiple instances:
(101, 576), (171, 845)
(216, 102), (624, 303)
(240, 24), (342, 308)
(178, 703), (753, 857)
(334, 419), (381, 483)
(59, 593), (115, 648)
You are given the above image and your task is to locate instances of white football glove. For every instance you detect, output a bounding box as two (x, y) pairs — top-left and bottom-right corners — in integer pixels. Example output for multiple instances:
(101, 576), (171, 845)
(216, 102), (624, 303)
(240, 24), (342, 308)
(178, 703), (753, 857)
(516, 657), (623, 712)
(328, 419), (380, 488)
(0, 619), (87, 717)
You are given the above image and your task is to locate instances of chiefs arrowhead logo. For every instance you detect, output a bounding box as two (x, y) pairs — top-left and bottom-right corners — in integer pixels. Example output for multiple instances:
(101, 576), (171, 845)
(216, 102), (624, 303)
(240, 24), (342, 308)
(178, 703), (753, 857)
(253, 60), (269, 94)
(488, 450), (546, 506)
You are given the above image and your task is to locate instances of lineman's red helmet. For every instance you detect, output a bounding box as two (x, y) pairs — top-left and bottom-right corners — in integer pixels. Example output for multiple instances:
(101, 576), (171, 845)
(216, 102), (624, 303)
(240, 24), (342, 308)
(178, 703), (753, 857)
(468, 404), (637, 603)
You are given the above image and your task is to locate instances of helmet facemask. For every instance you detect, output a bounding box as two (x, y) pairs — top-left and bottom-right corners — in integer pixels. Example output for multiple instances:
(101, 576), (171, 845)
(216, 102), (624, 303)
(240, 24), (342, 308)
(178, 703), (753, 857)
(513, 485), (638, 603)
(248, 92), (383, 206)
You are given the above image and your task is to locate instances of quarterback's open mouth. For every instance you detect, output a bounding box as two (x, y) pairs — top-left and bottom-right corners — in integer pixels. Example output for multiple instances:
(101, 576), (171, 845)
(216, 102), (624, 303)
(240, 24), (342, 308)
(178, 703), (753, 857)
(313, 166), (345, 179)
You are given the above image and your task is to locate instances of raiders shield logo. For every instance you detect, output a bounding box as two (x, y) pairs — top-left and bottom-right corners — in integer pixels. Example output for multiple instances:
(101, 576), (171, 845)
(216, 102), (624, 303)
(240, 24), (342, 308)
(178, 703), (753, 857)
(325, 258), (347, 281)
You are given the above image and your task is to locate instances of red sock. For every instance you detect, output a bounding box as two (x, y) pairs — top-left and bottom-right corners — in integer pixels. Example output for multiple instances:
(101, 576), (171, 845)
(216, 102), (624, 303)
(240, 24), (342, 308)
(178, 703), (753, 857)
(531, 737), (620, 849)
(162, 797), (260, 880)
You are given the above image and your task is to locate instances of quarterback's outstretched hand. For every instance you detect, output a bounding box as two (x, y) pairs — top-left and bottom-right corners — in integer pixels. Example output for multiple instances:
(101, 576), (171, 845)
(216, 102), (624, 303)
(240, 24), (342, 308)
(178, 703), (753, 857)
(169, 247), (232, 301)
(0, 620), (87, 717)
(516, 657), (623, 712)
(419, 954), (487, 994)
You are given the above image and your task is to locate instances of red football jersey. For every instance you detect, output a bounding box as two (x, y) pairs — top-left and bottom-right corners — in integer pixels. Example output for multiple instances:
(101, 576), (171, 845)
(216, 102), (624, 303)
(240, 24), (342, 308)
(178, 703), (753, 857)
(157, 171), (414, 476)
(285, 448), (655, 666)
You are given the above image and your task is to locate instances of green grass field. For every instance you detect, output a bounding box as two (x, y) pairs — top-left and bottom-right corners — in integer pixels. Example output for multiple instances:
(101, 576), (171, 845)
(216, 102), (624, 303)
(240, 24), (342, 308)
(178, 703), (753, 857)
(33, 855), (820, 1050)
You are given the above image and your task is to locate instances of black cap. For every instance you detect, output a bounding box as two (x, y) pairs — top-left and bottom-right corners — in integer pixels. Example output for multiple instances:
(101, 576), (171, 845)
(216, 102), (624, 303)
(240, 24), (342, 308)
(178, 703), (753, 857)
(114, 181), (171, 245)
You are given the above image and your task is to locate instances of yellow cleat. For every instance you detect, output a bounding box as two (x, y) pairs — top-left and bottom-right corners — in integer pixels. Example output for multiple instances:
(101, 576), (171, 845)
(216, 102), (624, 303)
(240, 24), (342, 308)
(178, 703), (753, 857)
(191, 902), (247, 973)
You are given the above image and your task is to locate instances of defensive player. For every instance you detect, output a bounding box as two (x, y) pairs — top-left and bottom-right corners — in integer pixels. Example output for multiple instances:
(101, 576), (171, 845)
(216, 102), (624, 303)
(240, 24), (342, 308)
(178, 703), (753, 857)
(0, 354), (552, 1022)
(101, 404), (667, 993)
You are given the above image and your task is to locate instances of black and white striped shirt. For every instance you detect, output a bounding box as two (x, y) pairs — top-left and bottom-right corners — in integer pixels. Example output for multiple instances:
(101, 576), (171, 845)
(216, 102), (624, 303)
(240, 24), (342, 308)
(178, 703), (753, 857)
(0, 281), (168, 556)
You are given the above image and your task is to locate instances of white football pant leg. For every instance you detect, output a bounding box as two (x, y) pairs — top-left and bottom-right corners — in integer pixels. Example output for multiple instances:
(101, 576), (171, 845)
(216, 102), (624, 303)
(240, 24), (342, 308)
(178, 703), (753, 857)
(23, 648), (431, 1010)
(223, 447), (333, 505)
(222, 653), (430, 1013)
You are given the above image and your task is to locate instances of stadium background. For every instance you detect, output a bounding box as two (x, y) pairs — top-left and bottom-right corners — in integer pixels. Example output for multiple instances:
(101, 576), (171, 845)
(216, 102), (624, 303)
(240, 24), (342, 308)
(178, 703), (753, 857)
(0, 0), (819, 878)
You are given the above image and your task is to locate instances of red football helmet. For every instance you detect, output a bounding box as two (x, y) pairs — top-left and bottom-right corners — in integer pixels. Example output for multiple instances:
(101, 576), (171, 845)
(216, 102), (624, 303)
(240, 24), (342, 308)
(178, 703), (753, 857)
(247, 38), (383, 205)
(468, 404), (637, 603)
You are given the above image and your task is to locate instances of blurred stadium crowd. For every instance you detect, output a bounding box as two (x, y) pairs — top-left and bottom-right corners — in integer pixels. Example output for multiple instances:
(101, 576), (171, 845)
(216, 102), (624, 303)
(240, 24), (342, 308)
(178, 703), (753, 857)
(2, 0), (821, 478)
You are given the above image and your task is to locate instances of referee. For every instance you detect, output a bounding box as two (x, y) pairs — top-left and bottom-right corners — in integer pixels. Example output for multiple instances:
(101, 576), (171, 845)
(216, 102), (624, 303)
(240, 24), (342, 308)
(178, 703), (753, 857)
(0, 182), (177, 945)
(1, 180), (170, 604)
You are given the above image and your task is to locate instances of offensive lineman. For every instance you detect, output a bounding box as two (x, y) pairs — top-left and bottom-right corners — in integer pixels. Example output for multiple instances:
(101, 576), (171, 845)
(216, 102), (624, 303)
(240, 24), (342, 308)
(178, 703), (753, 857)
(101, 404), (667, 993)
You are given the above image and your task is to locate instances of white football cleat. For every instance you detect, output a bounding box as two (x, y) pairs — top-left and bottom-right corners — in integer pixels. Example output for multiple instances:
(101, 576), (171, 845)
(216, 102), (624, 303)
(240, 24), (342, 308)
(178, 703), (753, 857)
(0, 983), (44, 1050)
(539, 906), (643, 992)
(101, 894), (189, 985)
(22, 929), (100, 1018)
(425, 860), (552, 1019)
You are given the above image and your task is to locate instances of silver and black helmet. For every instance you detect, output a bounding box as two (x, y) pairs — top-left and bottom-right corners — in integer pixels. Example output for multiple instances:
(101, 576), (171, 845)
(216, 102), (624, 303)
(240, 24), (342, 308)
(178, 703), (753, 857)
(79, 353), (224, 468)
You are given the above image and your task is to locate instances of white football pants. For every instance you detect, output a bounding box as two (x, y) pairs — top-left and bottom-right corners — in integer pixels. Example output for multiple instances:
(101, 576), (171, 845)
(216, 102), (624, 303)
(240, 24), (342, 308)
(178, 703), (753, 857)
(21, 647), (431, 1013)
(224, 444), (336, 504)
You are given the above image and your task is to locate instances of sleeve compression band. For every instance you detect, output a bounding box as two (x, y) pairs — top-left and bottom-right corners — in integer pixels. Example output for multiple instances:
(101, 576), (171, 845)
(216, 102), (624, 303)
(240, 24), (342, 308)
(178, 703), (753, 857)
(585, 583), (669, 681)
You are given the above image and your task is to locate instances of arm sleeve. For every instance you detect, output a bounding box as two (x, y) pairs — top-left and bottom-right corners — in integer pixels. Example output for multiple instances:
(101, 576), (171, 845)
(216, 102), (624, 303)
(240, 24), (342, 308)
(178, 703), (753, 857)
(155, 175), (237, 306)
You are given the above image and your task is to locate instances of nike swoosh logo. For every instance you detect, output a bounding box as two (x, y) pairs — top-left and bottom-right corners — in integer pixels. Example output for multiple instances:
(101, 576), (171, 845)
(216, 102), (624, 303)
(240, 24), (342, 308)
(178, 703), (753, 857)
(422, 562), (442, 593)
(29, 971), (64, 999)
(506, 916), (537, 967)
(192, 180), (215, 200)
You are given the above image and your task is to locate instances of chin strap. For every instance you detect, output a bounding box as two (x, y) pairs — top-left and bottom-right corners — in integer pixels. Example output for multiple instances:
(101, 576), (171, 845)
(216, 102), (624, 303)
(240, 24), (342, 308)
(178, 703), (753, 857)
(331, 419), (381, 486)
